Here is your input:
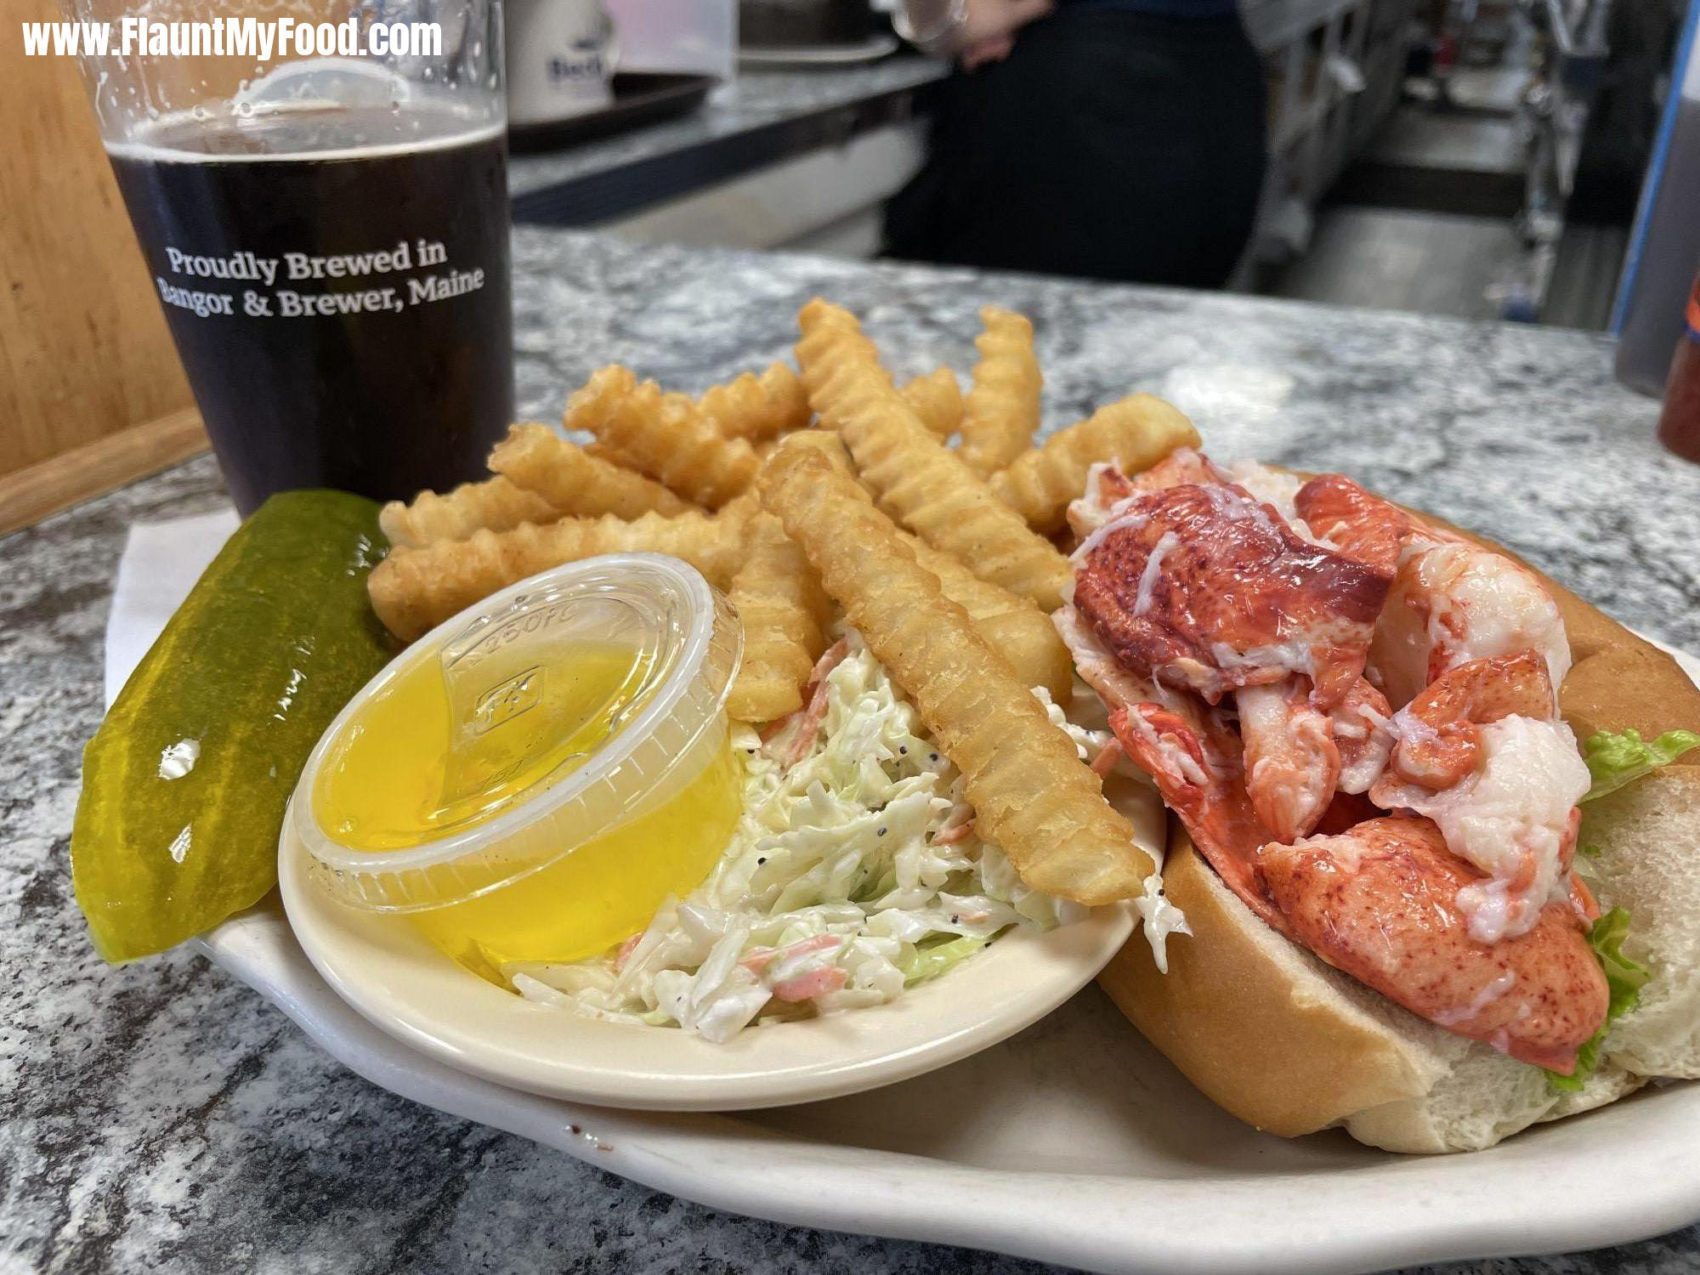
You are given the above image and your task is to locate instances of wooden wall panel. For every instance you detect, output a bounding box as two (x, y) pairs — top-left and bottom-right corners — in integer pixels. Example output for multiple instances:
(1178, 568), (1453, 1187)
(0, 0), (201, 521)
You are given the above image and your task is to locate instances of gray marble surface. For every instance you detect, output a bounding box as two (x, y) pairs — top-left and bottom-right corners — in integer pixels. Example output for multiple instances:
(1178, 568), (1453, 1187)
(506, 59), (944, 200)
(5, 227), (1700, 1273)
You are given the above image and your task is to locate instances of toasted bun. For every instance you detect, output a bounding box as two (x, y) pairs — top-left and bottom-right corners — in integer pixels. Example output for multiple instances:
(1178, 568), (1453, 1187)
(1095, 564), (1700, 1152)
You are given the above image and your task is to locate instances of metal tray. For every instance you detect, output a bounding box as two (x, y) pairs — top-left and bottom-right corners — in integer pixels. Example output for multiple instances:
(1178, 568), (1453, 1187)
(508, 73), (717, 153)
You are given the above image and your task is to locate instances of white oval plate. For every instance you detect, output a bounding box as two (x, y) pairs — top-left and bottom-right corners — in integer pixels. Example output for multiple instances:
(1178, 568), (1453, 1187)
(277, 785), (1160, 1111)
(211, 641), (1700, 1273)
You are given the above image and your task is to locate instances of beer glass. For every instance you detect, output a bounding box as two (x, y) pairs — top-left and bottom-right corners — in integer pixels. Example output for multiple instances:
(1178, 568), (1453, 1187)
(65, 0), (512, 514)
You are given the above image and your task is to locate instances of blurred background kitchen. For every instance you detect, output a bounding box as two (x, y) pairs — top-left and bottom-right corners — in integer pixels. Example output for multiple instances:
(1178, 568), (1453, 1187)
(4, 0), (1699, 532)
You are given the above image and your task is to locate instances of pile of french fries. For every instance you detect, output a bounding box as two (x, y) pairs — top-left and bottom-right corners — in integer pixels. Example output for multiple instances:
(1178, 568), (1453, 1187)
(369, 300), (1200, 904)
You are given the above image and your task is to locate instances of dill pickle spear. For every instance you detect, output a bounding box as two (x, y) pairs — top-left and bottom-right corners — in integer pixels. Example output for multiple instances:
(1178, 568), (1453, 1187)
(72, 490), (395, 962)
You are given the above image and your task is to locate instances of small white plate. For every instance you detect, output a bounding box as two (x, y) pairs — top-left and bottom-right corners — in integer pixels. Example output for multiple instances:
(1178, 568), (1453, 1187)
(738, 35), (900, 66)
(277, 784), (1160, 1111)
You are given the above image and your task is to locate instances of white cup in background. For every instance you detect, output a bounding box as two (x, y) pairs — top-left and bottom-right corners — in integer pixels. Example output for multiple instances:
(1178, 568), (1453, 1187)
(506, 0), (619, 127)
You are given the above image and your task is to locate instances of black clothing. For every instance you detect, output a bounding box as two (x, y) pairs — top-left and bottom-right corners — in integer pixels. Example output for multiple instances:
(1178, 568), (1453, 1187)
(884, 7), (1269, 288)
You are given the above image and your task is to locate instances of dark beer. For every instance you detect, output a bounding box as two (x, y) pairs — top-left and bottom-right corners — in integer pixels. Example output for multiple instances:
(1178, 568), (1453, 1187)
(109, 104), (513, 514)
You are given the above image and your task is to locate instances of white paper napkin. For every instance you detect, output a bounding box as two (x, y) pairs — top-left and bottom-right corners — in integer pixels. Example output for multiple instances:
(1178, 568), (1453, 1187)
(104, 508), (240, 708)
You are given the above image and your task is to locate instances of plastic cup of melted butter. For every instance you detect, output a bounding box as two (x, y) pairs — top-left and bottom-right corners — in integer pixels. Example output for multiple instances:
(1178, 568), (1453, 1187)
(293, 554), (744, 983)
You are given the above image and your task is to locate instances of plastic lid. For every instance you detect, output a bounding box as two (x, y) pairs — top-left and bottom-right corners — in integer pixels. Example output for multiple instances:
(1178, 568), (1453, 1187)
(294, 554), (742, 913)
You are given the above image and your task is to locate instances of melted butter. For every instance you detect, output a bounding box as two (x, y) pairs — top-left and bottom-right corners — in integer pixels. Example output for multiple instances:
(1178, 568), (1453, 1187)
(313, 641), (654, 851)
(412, 735), (741, 976)
(310, 639), (741, 975)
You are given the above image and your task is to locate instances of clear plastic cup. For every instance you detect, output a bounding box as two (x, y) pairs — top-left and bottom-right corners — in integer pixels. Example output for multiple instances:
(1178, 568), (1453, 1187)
(293, 554), (743, 979)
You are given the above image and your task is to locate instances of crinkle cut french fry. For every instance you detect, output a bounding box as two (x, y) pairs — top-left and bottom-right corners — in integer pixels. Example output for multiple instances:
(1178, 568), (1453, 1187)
(991, 394), (1201, 535)
(899, 366), (964, 441)
(783, 433), (1071, 699)
(367, 510), (745, 642)
(903, 537), (1074, 701)
(761, 443), (1154, 906)
(379, 475), (561, 550)
(713, 486), (763, 544)
(699, 363), (811, 444)
(583, 438), (641, 470)
(794, 299), (1072, 611)
(566, 366), (760, 510)
(958, 307), (1041, 476)
(725, 510), (832, 723)
(770, 428), (859, 468)
(489, 424), (695, 519)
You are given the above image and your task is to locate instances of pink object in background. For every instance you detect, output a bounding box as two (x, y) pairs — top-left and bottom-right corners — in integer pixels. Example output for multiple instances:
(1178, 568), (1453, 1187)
(605, 0), (737, 81)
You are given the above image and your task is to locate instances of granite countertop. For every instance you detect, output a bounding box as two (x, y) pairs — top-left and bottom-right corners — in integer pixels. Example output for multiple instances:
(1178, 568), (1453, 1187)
(508, 59), (944, 223)
(6, 227), (1700, 1273)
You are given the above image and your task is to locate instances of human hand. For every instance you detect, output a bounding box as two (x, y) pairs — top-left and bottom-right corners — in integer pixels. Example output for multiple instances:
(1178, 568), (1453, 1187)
(960, 0), (1053, 50)
(960, 33), (1014, 69)
(898, 0), (1050, 60)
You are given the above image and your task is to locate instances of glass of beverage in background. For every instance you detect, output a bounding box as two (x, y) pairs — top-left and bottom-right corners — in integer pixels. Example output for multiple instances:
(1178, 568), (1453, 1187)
(65, 0), (512, 514)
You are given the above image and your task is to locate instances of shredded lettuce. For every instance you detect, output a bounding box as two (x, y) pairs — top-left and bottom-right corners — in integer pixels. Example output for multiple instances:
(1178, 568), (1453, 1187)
(1545, 907), (1651, 1093)
(506, 631), (1089, 1041)
(1580, 729), (1700, 803)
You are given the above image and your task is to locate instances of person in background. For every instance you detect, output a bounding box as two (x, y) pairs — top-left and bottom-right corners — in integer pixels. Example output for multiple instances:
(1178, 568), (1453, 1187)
(886, 0), (1268, 288)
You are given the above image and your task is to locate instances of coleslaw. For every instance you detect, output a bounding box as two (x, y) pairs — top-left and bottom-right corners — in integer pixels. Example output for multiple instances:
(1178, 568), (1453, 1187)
(503, 631), (1162, 1042)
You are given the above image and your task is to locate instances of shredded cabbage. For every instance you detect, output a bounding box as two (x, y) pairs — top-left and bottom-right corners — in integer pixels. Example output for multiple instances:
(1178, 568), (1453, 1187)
(506, 632), (1094, 1042)
(1033, 683), (1113, 761)
(1133, 873), (1190, 973)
